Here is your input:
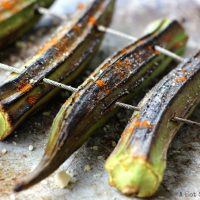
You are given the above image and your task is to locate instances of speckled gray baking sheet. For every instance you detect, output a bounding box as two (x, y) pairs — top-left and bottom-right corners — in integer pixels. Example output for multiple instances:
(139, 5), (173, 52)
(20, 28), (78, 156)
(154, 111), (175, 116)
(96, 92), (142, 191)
(0, 0), (200, 199)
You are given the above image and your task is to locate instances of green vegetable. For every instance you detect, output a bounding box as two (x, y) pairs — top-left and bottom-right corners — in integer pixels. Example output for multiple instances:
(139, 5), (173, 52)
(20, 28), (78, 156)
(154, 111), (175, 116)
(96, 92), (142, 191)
(13, 19), (188, 192)
(105, 52), (200, 198)
(0, 0), (114, 140)
(0, 0), (54, 49)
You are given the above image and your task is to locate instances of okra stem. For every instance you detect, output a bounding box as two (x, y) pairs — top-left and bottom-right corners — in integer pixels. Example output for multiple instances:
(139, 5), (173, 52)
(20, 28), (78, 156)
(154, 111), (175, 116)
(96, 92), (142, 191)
(105, 52), (200, 198)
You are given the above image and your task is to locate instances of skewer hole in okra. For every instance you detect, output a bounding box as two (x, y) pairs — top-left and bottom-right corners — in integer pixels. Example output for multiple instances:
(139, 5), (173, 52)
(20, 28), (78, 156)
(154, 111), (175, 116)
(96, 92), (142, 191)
(13, 19), (188, 192)
(0, 0), (55, 49)
(0, 0), (115, 140)
(105, 52), (200, 198)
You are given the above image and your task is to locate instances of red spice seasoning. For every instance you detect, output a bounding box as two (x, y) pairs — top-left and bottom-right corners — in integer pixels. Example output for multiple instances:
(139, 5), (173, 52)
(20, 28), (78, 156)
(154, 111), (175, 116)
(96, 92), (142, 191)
(135, 119), (153, 129)
(77, 2), (85, 10)
(175, 76), (187, 83)
(27, 96), (37, 105)
(17, 82), (32, 93)
(120, 48), (127, 54)
(88, 16), (97, 26)
(96, 79), (106, 87)
(1, 0), (16, 11)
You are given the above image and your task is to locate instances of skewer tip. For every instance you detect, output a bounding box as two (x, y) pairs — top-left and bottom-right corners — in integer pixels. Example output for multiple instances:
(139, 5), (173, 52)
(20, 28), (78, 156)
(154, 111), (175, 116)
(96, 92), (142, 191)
(13, 182), (25, 193)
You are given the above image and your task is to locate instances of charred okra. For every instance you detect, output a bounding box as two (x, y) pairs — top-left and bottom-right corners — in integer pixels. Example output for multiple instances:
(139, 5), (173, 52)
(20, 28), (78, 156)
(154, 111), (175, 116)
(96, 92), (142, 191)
(13, 19), (188, 192)
(0, 0), (115, 140)
(105, 52), (200, 198)
(0, 0), (55, 49)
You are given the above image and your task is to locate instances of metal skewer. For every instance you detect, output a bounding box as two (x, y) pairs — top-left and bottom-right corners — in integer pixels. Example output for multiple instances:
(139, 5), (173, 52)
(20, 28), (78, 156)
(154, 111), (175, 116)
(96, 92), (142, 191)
(173, 117), (200, 127)
(44, 76), (200, 127)
(0, 63), (139, 111)
(0, 12), (198, 127)
(37, 7), (185, 62)
(42, 80), (141, 111)
(43, 78), (77, 92)
(0, 63), (199, 127)
(115, 102), (140, 111)
(41, 79), (141, 111)
(0, 63), (22, 74)
(0, 62), (199, 127)
(97, 25), (185, 63)
(37, 7), (68, 21)
(41, 78), (200, 128)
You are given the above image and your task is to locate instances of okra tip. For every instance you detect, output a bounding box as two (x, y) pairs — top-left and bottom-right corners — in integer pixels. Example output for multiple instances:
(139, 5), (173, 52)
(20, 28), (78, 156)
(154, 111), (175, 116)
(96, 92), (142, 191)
(105, 155), (162, 197)
(13, 155), (53, 192)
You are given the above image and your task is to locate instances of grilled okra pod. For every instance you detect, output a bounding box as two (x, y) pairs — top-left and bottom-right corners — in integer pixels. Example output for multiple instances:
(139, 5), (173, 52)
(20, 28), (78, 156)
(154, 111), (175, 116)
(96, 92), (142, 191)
(105, 52), (200, 197)
(13, 19), (188, 192)
(0, 0), (115, 140)
(0, 0), (55, 49)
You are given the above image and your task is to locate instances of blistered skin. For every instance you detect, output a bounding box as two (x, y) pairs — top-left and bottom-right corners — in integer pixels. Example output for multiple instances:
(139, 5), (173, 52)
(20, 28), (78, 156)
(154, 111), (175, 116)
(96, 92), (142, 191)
(0, 0), (54, 49)
(13, 19), (188, 192)
(0, 0), (115, 140)
(105, 52), (200, 197)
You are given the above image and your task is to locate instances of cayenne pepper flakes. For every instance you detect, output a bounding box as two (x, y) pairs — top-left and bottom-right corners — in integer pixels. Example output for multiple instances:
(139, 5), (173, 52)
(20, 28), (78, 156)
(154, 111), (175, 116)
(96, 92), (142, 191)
(181, 76), (187, 81)
(142, 120), (153, 128)
(88, 16), (97, 26)
(120, 48), (127, 54)
(96, 79), (106, 87)
(135, 120), (153, 129)
(17, 82), (32, 92)
(26, 96), (37, 105)
(1, 0), (16, 11)
(135, 120), (142, 127)
(116, 60), (124, 66)
(175, 76), (187, 83)
(77, 2), (85, 10)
